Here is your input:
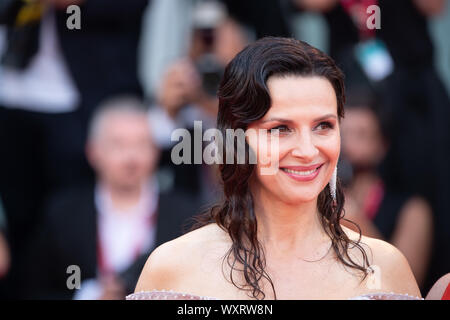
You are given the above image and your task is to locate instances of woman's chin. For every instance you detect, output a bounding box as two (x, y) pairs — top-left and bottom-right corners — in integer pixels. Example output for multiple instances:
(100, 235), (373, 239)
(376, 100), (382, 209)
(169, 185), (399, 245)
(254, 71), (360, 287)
(279, 192), (319, 205)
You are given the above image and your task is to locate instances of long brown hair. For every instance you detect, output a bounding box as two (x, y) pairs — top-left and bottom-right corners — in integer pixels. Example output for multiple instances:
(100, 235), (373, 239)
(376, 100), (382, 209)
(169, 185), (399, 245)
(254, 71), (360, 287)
(192, 37), (371, 300)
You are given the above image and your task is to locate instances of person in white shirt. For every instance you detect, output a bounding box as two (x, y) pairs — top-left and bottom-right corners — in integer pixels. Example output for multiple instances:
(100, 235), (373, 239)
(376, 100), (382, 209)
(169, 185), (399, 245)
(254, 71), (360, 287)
(20, 96), (201, 299)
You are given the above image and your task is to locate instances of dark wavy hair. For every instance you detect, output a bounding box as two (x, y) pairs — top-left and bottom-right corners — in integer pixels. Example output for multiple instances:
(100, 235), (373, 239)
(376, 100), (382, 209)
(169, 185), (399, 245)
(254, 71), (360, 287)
(192, 37), (371, 300)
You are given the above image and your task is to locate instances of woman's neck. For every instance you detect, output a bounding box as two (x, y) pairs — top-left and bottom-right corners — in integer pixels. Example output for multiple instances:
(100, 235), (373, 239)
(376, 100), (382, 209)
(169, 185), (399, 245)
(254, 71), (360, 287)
(252, 186), (329, 256)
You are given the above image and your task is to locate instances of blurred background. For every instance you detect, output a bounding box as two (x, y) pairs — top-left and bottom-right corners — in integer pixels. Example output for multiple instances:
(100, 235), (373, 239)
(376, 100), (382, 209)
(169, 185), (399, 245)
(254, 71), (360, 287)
(0, 0), (449, 299)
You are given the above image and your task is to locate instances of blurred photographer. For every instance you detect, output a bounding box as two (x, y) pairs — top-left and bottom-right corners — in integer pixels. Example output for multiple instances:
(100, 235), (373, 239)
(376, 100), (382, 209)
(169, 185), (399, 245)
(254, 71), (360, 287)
(148, 1), (249, 201)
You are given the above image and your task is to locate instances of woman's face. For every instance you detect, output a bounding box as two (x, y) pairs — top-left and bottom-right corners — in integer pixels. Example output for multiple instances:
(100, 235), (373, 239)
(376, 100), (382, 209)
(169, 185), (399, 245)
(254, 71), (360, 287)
(247, 75), (340, 205)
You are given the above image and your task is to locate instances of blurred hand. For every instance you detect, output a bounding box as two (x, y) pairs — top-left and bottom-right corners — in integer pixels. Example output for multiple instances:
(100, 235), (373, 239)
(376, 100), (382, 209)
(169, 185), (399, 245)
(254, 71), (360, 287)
(157, 59), (202, 119)
(213, 18), (248, 66)
(98, 274), (126, 300)
(0, 232), (10, 279)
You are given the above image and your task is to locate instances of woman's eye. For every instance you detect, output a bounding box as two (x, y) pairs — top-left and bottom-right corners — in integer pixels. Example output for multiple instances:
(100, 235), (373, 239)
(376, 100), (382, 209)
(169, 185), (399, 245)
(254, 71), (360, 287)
(270, 125), (291, 133)
(315, 121), (334, 131)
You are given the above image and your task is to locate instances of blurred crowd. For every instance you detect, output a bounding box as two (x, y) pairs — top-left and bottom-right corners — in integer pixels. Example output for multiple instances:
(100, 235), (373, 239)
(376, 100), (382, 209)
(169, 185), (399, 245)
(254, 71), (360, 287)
(0, 0), (449, 299)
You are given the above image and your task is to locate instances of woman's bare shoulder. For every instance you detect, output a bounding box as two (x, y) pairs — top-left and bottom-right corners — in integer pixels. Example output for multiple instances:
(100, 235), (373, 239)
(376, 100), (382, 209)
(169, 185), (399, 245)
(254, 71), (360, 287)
(425, 273), (450, 300)
(341, 226), (421, 297)
(134, 223), (230, 292)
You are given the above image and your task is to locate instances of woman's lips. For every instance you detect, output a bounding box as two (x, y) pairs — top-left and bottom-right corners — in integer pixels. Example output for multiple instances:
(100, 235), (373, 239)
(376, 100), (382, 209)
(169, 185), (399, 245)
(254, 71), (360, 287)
(280, 163), (323, 182)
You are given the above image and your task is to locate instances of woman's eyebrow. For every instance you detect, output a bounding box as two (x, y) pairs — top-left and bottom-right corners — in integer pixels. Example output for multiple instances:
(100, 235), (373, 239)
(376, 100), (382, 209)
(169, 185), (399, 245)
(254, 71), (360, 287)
(260, 117), (293, 124)
(260, 114), (337, 123)
(314, 114), (337, 122)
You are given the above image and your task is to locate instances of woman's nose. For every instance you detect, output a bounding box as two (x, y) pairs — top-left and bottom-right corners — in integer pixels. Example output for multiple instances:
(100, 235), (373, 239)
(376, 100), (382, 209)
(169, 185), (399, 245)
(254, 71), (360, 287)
(290, 132), (319, 161)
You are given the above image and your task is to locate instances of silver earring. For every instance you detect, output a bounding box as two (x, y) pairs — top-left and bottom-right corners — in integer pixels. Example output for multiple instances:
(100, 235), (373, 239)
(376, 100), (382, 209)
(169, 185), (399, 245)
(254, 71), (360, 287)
(329, 166), (337, 202)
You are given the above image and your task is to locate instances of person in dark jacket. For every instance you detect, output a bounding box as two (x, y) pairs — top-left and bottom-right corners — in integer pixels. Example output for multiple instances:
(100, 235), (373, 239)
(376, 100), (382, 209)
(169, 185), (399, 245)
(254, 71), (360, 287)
(21, 96), (201, 299)
(0, 0), (149, 298)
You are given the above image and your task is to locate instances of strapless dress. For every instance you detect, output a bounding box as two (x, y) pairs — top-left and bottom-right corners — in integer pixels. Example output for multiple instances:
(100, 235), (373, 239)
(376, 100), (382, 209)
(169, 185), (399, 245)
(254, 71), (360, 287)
(126, 290), (423, 300)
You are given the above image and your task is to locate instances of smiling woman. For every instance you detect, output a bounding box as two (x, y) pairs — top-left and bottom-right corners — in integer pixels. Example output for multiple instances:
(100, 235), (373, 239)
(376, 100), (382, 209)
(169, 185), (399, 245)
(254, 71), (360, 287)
(247, 76), (340, 204)
(131, 37), (422, 300)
